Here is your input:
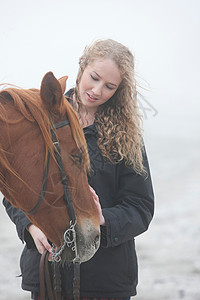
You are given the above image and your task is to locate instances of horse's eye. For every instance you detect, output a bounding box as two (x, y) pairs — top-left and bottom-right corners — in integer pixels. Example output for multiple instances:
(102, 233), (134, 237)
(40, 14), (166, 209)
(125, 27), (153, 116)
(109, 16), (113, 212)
(71, 154), (82, 165)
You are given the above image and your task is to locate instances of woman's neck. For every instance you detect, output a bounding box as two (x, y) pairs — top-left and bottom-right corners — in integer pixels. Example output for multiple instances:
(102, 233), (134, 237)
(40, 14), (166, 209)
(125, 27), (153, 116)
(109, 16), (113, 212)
(72, 94), (96, 128)
(79, 109), (95, 128)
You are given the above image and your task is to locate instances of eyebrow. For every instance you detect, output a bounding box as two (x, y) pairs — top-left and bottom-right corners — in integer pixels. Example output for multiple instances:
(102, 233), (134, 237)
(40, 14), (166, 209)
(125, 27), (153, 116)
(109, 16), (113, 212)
(93, 71), (118, 87)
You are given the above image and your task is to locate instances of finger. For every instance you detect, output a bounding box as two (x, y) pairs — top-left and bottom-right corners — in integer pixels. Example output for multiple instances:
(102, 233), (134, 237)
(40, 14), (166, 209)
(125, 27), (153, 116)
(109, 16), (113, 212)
(89, 186), (95, 195)
(89, 185), (97, 195)
(42, 239), (52, 252)
(48, 253), (53, 262)
(35, 241), (46, 254)
(89, 186), (99, 202)
(36, 242), (52, 255)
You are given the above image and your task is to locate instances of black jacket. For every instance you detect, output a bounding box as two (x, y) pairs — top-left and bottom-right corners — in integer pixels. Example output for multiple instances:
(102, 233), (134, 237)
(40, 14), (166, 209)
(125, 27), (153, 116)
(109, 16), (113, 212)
(3, 91), (154, 298)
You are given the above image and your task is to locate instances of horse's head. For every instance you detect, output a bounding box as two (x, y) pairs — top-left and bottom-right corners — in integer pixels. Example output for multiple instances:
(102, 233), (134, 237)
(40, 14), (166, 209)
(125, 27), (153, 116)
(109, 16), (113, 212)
(0, 72), (100, 263)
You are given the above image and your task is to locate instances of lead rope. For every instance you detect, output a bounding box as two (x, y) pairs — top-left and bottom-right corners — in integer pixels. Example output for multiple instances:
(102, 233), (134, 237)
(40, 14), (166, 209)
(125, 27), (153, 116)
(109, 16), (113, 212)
(73, 262), (80, 300)
(40, 250), (55, 300)
(52, 221), (81, 300)
(40, 208), (81, 300)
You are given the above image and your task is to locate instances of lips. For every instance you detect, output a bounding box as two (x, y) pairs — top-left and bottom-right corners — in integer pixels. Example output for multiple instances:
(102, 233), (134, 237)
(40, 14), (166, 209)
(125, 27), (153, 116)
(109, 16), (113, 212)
(87, 93), (98, 102)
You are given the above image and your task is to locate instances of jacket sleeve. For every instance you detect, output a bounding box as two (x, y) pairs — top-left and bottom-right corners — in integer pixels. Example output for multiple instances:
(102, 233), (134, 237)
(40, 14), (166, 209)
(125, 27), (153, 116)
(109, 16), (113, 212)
(2, 197), (35, 248)
(101, 149), (154, 248)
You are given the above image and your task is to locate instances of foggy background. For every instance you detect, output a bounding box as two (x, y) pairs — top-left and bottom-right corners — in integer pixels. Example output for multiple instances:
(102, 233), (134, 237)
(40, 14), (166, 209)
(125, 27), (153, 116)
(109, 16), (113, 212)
(0, 0), (200, 299)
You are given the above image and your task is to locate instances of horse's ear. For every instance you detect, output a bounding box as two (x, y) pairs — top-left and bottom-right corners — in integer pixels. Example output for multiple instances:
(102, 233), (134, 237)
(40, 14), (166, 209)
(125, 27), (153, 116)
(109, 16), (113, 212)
(58, 75), (68, 94)
(40, 72), (66, 112)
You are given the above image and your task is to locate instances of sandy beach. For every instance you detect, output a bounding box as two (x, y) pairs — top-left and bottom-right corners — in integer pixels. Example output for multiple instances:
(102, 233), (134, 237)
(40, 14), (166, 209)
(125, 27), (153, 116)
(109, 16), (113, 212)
(135, 131), (200, 300)
(0, 194), (30, 300)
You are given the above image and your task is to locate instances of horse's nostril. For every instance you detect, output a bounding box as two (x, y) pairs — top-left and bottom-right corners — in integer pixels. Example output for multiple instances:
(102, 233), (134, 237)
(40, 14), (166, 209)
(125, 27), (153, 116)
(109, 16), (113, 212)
(94, 234), (100, 248)
(95, 234), (100, 242)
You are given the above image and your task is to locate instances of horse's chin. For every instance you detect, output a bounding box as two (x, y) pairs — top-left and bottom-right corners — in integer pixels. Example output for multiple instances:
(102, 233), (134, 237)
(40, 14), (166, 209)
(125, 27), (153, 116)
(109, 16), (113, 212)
(59, 240), (100, 263)
(57, 223), (100, 263)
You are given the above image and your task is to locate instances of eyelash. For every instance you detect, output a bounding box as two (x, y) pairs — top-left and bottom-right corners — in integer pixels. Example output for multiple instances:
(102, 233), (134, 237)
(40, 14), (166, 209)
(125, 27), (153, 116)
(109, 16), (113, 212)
(106, 85), (114, 90)
(90, 75), (114, 90)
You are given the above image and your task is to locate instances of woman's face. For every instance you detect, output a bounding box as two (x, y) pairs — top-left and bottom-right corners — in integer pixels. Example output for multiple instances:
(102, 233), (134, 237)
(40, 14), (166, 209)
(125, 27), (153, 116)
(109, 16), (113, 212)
(79, 58), (122, 113)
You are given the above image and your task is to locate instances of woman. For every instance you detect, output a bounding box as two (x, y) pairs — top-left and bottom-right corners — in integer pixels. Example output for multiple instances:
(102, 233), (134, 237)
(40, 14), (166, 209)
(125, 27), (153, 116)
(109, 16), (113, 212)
(3, 38), (154, 299)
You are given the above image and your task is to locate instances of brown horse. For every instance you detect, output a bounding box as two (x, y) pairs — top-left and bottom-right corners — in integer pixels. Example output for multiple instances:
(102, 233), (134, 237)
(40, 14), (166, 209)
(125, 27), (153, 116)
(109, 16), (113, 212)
(0, 72), (100, 263)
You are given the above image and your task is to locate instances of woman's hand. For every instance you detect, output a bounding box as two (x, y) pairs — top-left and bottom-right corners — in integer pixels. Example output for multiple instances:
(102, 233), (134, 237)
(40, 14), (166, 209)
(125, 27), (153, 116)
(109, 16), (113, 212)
(89, 186), (105, 226)
(27, 224), (52, 260)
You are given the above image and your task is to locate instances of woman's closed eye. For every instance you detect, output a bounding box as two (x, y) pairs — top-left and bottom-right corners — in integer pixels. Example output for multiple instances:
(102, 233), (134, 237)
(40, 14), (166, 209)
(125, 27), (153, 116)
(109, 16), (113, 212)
(105, 84), (115, 90)
(91, 75), (115, 90)
(90, 74), (98, 81)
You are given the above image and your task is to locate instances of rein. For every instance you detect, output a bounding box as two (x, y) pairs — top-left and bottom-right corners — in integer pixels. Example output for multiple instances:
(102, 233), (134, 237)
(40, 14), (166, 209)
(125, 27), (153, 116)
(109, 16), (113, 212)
(27, 118), (81, 300)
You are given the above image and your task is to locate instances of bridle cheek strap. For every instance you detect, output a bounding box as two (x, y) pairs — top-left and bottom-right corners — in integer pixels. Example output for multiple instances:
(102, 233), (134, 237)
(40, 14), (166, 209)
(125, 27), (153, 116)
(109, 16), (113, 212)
(50, 125), (76, 223)
(27, 118), (75, 220)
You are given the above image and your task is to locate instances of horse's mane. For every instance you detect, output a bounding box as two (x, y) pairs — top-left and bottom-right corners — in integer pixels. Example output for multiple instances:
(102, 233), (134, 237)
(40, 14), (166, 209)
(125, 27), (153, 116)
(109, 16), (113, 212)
(0, 87), (90, 189)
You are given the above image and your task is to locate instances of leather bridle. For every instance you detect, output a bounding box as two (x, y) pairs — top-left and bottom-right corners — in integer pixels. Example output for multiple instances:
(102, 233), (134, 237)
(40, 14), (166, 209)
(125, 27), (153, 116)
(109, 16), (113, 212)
(27, 118), (81, 299)
(27, 119), (75, 221)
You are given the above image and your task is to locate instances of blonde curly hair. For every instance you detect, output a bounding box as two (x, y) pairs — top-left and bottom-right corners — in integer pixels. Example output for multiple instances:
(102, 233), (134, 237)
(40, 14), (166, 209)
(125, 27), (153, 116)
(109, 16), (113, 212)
(74, 39), (146, 175)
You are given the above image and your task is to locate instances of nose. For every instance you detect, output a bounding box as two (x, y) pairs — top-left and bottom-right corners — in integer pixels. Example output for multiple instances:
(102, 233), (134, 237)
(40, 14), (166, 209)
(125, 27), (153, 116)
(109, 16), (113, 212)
(92, 82), (102, 96)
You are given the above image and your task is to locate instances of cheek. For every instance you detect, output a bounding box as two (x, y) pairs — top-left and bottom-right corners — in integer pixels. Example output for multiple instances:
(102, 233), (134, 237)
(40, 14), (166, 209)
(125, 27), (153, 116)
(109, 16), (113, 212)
(103, 90), (116, 101)
(79, 72), (91, 92)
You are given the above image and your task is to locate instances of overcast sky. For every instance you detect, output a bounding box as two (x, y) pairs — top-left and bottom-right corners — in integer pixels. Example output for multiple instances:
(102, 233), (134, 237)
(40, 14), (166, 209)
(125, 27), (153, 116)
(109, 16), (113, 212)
(1, 0), (200, 140)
